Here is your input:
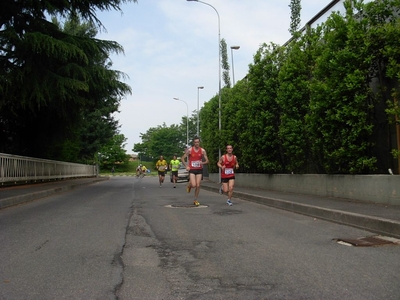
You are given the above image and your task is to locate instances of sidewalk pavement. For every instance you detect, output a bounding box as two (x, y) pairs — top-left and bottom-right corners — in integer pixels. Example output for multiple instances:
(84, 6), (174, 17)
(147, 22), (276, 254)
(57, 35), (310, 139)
(200, 180), (400, 239)
(0, 177), (109, 210)
(1, 176), (399, 239)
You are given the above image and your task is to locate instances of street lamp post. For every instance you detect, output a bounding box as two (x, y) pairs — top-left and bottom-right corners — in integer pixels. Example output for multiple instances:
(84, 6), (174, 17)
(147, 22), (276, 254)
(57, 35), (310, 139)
(173, 97), (189, 148)
(197, 86), (204, 137)
(187, 0), (221, 182)
(230, 46), (240, 86)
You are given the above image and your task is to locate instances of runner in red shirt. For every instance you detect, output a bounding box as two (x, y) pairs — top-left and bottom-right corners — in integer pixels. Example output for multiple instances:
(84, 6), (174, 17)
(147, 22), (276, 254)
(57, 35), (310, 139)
(217, 145), (239, 206)
(181, 137), (209, 206)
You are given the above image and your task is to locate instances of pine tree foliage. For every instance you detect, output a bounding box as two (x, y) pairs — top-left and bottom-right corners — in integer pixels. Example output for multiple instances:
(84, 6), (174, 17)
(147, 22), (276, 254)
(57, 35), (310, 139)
(289, 0), (302, 35)
(220, 38), (231, 88)
(0, 0), (136, 160)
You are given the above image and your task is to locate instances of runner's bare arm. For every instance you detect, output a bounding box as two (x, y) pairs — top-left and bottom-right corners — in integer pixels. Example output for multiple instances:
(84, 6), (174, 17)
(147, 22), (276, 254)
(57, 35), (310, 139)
(217, 156), (224, 169)
(181, 149), (189, 169)
(217, 155), (225, 170)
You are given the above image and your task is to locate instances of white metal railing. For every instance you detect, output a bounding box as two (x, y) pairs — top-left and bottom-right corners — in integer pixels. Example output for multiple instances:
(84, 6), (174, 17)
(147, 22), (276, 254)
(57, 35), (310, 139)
(0, 153), (98, 185)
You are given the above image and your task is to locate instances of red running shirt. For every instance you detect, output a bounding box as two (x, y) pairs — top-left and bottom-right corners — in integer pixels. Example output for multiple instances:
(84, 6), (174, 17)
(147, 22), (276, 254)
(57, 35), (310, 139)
(221, 155), (236, 179)
(188, 147), (203, 170)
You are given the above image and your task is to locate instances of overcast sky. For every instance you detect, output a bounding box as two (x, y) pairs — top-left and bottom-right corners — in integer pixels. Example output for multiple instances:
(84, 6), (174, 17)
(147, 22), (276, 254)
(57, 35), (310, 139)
(95, 0), (335, 153)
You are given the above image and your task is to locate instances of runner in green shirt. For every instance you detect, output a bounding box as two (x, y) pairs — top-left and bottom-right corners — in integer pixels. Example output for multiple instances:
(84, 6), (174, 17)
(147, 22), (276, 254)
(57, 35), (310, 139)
(169, 154), (180, 188)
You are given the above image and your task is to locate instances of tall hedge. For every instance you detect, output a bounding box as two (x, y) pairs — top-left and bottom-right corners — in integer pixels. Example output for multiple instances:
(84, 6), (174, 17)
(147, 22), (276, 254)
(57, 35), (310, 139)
(199, 0), (400, 174)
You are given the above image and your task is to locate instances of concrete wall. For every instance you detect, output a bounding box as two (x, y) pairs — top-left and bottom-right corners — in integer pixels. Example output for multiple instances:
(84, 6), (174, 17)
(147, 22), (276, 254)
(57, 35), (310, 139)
(208, 173), (400, 205)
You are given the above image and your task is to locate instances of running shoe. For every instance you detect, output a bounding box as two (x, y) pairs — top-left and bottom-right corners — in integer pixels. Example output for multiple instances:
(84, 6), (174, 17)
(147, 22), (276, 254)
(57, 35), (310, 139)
(186, 185), (191, 193)
(194, 200), (200, 206)
(227, 199), (233, 206)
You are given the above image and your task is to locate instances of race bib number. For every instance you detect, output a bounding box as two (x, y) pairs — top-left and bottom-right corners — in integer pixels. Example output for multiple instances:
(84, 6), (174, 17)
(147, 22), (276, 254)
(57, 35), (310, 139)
(158, 165), (165, 171)
(172, 164), (179, 169)
(224, 168), (234, 175)
(191, 161), (201, 168)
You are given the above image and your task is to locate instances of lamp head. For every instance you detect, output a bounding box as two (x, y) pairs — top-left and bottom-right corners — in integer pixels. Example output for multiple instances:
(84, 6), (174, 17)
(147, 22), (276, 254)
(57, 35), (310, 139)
(198, 86), (204, 89)
(230, 46), (240, 50)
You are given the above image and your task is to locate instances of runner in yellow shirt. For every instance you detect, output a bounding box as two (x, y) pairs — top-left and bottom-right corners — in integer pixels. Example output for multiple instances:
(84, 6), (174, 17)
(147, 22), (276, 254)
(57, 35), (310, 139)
(141, 165), (147, 178)
(156, 155), (168, 187)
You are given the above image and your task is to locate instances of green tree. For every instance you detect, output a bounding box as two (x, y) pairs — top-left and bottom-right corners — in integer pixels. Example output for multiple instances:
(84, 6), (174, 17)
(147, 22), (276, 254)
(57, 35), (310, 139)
(308, 0), (376, 174)
(277, 26), (321, 173)
(133, 123), (184, 161)
(289, 0), (302, 36)
(97, 133), (129, 167)
(0, 0), (136, 159)
(363, 0), (400, 171)
(244, 43), (285, 173)
(50, 16), (130, 162)
(221, 38), (231, 88)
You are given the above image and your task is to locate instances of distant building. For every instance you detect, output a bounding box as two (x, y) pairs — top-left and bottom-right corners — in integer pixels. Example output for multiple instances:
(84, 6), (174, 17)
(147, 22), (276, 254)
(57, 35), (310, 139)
(128, 154), (138, 162)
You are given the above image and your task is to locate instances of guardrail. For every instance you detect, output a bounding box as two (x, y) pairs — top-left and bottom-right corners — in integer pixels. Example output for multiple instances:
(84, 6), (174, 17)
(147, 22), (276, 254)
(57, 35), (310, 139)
(0, 153), (98, 185)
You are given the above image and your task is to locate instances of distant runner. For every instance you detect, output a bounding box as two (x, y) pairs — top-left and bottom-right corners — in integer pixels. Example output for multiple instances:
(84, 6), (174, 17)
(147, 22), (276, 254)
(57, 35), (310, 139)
(169, 154), (180, 188)
(156, 155), (168, 187)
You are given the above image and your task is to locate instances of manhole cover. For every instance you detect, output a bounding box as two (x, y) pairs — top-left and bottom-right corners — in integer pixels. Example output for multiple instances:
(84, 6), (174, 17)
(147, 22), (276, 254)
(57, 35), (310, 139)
(334, 235), (400, 247)
(165, 204), (208, 209)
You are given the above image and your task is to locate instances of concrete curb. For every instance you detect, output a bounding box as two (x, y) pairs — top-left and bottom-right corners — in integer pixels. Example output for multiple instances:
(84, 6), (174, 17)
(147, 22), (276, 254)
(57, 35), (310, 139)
(0, 177), (109, 210)
(201, 185), (400, 239)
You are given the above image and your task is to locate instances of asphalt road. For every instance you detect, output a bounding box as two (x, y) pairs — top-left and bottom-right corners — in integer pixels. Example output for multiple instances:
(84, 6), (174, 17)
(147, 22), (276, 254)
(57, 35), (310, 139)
(1, 176), (399, 300)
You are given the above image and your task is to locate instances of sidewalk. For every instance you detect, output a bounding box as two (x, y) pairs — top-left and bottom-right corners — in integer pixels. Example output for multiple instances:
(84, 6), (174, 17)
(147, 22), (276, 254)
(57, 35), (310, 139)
(201, 180), (400, 239)
(0, 177), (109, 209)
(1, 177), (400, 239)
